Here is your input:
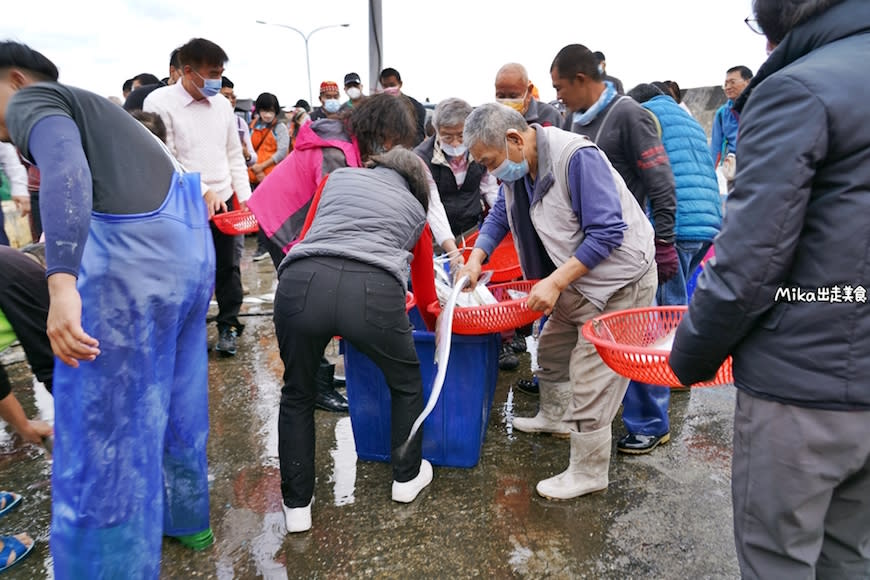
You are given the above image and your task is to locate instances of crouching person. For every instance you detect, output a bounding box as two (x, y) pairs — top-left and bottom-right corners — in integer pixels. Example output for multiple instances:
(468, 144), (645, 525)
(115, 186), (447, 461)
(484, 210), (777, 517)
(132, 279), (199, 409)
(457, 104), (656, 499)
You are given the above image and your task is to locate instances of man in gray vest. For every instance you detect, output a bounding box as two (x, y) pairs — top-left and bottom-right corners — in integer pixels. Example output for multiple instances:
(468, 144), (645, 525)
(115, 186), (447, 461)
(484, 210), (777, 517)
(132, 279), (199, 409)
(458, 104), (656, 500)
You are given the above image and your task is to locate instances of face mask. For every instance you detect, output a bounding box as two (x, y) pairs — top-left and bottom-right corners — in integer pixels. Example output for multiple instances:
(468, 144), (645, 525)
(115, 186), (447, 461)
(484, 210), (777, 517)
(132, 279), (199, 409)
(194, 71), (222, 98)
(491, 137), (529, 182)
(497, 97), (526, 114)
(382, 86), (400, 96)
(346, 87), (362, 100)
(441, 141), (467, 157)
(259, 112), (276, 123)
(323, 98), (341, 114)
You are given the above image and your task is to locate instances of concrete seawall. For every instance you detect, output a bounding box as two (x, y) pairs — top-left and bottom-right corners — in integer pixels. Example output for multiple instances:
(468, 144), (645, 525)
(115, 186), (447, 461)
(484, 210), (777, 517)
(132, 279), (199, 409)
(682, 85), (727, 139)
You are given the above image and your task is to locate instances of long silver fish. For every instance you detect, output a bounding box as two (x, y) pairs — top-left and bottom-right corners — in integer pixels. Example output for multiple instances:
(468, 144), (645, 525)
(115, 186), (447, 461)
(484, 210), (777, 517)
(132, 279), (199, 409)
(400, 271), (492, 454)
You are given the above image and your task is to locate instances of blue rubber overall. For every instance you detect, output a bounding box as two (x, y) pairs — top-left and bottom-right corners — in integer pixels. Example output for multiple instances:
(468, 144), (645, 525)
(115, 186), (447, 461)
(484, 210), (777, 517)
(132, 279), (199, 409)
(50, 171), (215, 579)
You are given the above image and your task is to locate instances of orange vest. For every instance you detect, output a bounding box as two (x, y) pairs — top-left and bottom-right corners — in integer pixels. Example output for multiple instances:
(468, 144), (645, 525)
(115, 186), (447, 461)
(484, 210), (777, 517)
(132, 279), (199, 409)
(249, 121), (279, 183)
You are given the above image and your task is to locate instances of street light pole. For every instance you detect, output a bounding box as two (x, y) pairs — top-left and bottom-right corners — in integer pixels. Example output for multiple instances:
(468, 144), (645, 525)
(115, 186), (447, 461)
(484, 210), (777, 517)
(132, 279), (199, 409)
(256, 21), (350, 105)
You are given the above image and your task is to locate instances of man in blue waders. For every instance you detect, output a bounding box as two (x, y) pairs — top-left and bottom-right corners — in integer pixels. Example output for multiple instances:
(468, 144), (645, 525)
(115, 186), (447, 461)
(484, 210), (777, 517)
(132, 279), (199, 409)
(0, 41), (217, 578)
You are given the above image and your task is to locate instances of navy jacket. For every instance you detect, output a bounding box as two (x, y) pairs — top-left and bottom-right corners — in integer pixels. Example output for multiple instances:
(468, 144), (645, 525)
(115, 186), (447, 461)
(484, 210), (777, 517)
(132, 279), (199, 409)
(670, 0), (870, 410)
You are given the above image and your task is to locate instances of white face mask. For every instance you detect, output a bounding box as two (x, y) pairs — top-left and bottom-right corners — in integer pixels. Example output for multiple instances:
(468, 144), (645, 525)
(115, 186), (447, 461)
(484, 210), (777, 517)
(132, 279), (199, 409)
(259, 112), (276, 123)
(440, 141), (467, 157)
(346, 87), (362, 100)
(323, 98), (341, 114)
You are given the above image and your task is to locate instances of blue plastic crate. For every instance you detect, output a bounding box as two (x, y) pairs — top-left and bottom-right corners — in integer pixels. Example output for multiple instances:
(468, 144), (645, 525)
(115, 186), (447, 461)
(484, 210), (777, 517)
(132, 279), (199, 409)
(343, 328), (500, 468)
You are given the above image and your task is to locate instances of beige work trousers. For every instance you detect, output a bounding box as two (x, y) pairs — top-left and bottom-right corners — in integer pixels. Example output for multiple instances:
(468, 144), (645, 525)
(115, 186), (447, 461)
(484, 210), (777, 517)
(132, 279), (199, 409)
(536, 265), (657, 432)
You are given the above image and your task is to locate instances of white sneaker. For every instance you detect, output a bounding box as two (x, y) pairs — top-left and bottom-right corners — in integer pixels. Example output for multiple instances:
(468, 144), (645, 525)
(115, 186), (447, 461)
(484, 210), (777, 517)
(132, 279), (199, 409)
(391, 459), (433, 503)
(282, 499), (312, 533)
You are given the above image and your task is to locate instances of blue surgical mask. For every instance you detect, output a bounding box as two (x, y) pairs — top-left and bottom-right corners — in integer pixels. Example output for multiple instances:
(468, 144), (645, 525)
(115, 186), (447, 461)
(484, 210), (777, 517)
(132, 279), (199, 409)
(441, 141), (467, 157)
(491, 137), (529, 182)
(324, 98), (341, 114)
(193, 71), (222, 98)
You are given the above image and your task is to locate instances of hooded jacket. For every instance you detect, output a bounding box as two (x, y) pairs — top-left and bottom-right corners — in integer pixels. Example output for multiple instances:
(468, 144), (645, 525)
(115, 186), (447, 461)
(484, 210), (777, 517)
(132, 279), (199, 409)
(247, 119), (361, 253)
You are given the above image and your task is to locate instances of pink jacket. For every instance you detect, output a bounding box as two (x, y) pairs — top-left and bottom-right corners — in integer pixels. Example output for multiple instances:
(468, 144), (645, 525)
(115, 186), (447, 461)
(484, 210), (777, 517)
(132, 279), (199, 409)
(247, 119), (362, 253)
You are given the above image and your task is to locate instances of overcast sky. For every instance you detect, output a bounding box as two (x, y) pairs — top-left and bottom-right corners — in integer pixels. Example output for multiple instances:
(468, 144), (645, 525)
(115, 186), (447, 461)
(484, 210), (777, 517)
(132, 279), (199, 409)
(2, 0), (767, 108)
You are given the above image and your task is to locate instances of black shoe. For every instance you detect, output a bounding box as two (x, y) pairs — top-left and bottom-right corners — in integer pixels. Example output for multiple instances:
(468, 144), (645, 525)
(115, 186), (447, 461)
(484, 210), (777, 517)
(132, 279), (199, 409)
(498, 344), (519, 371)
(515, 377), (539, 396)
(215, 327), (238, 356)
(616, 432), (670, 455)
(315, 389), (349, 413)
(510, 333), (527, 353)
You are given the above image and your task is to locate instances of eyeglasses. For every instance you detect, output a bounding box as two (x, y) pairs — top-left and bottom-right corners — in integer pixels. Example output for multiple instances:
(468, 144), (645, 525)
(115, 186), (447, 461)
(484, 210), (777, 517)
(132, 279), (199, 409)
(745, 17), (764, 35)
(439, 131), (463, 145)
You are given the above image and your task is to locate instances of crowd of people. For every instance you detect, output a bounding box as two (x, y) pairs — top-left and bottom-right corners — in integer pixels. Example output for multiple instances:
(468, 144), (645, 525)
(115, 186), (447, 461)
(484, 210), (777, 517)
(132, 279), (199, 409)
(0, 0), (868, 577)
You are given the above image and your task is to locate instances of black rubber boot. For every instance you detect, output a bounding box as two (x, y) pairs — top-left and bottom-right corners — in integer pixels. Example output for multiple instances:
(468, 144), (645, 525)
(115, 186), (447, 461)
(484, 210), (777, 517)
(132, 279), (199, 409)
(315, 361), (349, 413)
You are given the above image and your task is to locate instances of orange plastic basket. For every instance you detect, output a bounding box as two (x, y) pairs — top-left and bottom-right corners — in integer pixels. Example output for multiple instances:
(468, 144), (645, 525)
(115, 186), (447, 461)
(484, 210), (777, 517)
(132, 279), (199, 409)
(581, 306), (733, 387)
(461, 231), (522, 283)
(212, 210), (260, 235)
(427, 280), (543, 335)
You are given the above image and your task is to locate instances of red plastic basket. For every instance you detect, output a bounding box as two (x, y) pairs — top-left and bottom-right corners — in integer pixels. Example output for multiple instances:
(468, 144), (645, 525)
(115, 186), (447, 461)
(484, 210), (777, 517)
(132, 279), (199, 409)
(427, 280), (543, 335)
(461, 231), (522, 283)
(405, 292), (416, 312)
(211, 210), (260, 235)
(581, 306), (733, 387)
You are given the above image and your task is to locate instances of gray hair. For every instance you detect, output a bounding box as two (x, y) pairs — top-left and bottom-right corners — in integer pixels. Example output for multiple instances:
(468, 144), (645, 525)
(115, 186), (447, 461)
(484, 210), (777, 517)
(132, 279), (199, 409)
(367, 146), (430, 212)
(432, 97), (472, 130)
(463, 103), (529, 151)
(754, 0), (845, 44)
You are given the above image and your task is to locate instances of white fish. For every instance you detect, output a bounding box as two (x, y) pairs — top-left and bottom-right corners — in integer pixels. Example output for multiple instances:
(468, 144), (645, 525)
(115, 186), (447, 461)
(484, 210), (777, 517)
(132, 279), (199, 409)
(650, 327), (678, 352)
(399, 274), (472, 453)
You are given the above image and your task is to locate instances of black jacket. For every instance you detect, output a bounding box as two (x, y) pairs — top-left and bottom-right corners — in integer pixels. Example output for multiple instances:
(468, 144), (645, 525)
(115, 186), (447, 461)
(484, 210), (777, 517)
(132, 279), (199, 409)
(669, 0), (870, 410)
(414, 136), (485, 236)
(565, 95), (676, 242)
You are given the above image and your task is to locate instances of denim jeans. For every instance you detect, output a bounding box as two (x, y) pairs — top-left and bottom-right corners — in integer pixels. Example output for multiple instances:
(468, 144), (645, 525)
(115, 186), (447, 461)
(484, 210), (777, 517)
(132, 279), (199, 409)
(622, 240), (712, 436)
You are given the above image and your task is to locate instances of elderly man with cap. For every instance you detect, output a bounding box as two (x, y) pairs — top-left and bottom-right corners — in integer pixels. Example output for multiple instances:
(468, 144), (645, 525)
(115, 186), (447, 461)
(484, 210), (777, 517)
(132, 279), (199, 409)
(495, 63), (564, 127)
(309, 80), (343, 121)
(340, 72), (365, 112)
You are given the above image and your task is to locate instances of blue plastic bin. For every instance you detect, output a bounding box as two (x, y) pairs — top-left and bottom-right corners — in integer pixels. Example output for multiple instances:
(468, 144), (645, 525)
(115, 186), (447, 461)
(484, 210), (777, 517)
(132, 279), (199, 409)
(343, 323), (500, 468)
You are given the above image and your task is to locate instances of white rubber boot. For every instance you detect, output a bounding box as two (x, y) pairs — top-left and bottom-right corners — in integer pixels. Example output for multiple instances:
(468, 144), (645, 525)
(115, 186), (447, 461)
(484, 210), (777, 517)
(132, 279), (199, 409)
(536, 425), (612, 500)
(512, 381), (573, 436)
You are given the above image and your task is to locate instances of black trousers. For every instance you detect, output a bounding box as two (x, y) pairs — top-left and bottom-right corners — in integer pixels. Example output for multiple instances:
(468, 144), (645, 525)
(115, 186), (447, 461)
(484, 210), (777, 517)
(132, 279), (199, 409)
(273, 256), (423, 507)
(209, 221), (243, 332)
(0, 246), (53, 398)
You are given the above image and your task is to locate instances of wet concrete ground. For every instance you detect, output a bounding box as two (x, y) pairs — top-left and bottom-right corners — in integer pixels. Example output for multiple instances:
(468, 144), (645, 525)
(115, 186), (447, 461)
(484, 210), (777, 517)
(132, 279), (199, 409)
(0, 238), (740, 579)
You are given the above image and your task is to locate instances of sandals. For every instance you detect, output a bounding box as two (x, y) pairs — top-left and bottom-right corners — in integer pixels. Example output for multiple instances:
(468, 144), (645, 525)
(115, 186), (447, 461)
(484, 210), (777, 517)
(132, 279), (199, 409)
(0, 534), (35, 574)
(0, 493), (21, 519)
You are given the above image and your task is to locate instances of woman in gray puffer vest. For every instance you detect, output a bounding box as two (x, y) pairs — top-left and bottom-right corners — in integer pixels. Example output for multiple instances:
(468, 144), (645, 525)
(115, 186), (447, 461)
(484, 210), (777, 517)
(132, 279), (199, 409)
(273, 147), (435, 533)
